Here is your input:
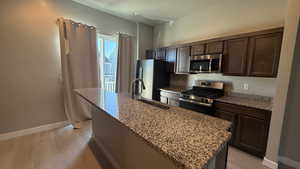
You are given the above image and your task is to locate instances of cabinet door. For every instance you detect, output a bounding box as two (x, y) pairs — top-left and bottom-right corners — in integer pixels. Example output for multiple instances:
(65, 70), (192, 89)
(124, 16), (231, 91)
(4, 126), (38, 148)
(166, 47), (177, 73)
(223, 38), (249, 76)
(176, 46), (190, 73)
(155, 48), (166, 60)
(215, 110), (236, 145)
(145, 49), (155, 59)
(235, 114), (268, 157)
(191, 44), (205, 56)
(206, 41), (224, 54)
(248, 33), (282, 77)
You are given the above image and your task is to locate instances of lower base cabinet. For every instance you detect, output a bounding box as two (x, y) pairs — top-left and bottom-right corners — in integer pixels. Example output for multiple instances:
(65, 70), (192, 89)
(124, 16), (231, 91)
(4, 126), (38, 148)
(215, 102), (271, 158)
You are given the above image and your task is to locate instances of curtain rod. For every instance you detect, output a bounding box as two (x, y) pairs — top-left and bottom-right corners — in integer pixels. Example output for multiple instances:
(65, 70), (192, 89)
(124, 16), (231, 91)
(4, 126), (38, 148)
(56, 18), (136, 37)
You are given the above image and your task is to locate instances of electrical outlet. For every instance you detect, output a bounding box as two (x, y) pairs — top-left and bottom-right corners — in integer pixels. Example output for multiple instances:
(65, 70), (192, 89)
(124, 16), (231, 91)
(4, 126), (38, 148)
(243, 83), (249, 90)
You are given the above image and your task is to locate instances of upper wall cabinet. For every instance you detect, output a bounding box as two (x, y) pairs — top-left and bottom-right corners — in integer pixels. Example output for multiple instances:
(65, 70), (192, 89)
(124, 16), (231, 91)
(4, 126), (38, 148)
(176, 46), (190, 74)
(222, 29), (283, 77)
(206, 41), (224, 54)
(223, 38), (249, 76)
(247, 33), (283, 77)
(191, 44), (205, 56)
(146, 27), (283, 78)
(145, 49), (155, 59)
(166, 47), (177, 73)
(155, 48), (166, 60)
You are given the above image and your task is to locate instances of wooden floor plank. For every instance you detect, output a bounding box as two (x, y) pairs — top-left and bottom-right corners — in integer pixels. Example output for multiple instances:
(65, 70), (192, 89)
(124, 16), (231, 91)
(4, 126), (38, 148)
(0, 120), (283, 169)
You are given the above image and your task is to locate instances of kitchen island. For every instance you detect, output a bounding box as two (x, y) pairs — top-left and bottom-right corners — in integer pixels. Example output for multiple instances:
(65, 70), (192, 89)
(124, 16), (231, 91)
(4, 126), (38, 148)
(75, 88), (231, 169)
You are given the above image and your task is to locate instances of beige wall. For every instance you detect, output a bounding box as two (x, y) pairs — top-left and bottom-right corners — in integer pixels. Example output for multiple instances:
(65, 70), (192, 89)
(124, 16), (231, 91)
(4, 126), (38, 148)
(137, 23), (153, 59)
(0, 0), (137, 134)
(170, 74), (276, 97)
(153, 0), (286, 47)
(265, 0), (300, 165)
(279, 19), (300, 163)
(153, 0), (286, 97)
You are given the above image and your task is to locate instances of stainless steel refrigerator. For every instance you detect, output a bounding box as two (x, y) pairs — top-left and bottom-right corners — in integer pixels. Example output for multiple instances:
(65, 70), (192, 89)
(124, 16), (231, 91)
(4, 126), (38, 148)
(136, 59), (170, 101)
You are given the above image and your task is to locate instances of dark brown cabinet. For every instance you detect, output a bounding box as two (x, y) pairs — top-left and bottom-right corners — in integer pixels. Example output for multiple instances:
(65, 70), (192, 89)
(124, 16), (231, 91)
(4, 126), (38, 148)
(166, 47), (177, 73)
(145, 49), (155, 59)
(191, 44), (205, 56)
(215, 101), (271, 158)
(145, 27), (283, 78)
(215, 109), (236, 145)
(223, 38), (249, 76)
(155, 48), (166, 60)
(206, 41), (224, 54)
(235, 115), (268, 157)
(176, 46), (190, 74)
(223, 30), (283, 77)
(247, 33), (282, 77)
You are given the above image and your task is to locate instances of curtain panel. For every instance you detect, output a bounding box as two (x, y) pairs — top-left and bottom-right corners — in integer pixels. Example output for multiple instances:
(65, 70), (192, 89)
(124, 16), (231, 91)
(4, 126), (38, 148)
(116, 34), (134, 93)
(57, 18), (99, 128)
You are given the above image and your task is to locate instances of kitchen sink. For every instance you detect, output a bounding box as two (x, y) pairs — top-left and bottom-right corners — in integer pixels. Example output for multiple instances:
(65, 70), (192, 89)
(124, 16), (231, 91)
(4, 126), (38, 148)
(137, 99), (170, 110)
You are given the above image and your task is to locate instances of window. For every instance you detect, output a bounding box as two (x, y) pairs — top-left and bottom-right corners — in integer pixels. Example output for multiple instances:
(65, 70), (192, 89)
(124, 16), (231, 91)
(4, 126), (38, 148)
(97, 34), (118, 92)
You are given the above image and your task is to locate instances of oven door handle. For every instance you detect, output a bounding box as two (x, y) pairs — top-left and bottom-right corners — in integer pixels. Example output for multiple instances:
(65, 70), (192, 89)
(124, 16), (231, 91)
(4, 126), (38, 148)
(179, 98), (212, 107)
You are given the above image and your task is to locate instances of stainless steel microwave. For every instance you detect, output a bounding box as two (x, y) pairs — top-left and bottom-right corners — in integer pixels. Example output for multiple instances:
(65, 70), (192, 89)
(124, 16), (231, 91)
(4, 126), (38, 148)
(189, 54), (222, 73)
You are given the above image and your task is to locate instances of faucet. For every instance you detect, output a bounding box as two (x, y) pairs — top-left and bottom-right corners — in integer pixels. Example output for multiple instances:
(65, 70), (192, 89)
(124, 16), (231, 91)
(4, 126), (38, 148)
(131, 78), (146, 99)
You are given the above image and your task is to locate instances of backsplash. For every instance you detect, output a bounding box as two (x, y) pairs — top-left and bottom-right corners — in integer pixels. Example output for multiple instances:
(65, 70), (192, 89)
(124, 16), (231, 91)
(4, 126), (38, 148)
(170, 73), (277, 97)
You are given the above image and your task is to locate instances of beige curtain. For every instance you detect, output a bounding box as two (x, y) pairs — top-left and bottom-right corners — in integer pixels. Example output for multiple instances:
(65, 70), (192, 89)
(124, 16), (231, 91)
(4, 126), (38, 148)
(57, 18), (99, 128)
(116, 34), (133, 93)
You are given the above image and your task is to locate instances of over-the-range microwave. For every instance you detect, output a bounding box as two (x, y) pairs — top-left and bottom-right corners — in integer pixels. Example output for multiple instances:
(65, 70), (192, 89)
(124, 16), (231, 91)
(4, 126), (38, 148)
(189, 54), (222, 73)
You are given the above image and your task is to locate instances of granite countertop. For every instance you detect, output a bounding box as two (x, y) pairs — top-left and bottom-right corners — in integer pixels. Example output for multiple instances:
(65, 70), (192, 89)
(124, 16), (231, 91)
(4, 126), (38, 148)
(75, 88), (231, 169)
(215, 93), (273, 111)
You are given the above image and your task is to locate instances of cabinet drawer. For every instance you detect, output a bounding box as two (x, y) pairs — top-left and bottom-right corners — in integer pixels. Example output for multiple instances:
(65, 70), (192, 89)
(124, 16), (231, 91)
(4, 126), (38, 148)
(215, 109), (236, 123)
(215, 101), (268, 120)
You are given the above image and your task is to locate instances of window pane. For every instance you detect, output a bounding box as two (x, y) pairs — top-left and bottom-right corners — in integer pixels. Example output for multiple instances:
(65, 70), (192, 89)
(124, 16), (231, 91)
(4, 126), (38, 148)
(102, 38), (118, 92)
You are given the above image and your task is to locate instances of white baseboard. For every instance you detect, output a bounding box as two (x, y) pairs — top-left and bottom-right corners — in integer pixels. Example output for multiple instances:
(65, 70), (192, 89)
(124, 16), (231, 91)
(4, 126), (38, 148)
(0, 121), (70, 141)
(263, 157), (278, 169)
(279, 156), (300, 169)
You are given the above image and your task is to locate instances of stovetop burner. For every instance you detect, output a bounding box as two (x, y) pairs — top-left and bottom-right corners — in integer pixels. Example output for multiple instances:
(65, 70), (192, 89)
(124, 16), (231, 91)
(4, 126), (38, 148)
(179, 81), (225, 115)
(179, 81), (224, 107)
(182, 86), (224, 99)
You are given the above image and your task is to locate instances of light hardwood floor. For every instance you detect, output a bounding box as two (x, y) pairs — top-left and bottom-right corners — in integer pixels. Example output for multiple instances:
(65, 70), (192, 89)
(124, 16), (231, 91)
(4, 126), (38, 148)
(0, 121), (276, 169)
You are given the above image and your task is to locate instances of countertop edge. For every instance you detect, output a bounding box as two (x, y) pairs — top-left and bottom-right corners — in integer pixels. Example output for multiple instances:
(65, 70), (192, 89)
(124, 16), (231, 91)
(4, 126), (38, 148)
(215, 98), (272, 111)
(74, 90), (192, 169)
(74, 89), (232, 169)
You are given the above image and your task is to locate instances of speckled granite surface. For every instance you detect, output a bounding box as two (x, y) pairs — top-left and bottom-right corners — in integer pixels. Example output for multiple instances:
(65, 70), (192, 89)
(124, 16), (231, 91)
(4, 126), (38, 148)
(216, 93), (273, 111)
(75, 88), (231, 169)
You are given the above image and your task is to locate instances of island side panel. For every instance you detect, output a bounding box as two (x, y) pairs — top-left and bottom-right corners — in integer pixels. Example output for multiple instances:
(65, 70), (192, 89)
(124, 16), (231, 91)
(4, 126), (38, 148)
(91, 107), (181, 169)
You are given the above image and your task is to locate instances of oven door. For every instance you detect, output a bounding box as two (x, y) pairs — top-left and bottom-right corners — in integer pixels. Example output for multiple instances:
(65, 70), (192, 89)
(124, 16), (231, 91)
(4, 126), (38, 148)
(179, 98), (214, 116)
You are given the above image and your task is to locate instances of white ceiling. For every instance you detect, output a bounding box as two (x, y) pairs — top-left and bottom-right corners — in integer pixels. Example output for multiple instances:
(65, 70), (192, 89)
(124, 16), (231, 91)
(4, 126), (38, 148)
(71, 0), (214, 25)
(72, 0), (287, 26)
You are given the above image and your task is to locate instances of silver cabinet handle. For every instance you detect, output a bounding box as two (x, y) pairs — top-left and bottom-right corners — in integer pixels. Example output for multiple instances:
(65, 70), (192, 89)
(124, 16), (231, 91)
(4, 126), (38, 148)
(179, 98), (212, 107)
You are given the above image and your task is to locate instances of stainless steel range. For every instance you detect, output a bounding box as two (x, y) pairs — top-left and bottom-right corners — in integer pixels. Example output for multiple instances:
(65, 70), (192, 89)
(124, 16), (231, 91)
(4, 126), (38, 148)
(179, 81), (224, 116)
